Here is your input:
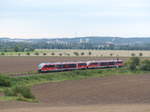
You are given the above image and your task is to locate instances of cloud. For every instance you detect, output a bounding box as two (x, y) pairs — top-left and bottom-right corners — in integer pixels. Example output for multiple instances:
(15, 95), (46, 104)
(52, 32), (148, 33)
(0, 0), (150, 38)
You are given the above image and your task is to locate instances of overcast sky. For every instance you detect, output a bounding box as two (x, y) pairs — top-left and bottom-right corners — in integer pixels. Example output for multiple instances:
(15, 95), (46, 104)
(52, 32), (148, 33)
(0, 0), (150, 38)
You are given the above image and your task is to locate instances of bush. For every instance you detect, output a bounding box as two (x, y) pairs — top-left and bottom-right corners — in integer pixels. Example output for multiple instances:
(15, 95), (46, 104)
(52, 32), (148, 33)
(51, 52), (55, 56)
(140, 60), (150, 71)
(18, 53), (21, 56)
(126, 57), (140, 71)
(26, 52), (30, 56)
(139, 53), (143, 57)
(34, 52), (39, 56)
(131, 57), (140, 65)
(59, 53), (62, 56)
(131, 53), (135, 57)
(81, 52), (84, 56)
(1, 52), (5, 56)
(0, 75), (12, 87)
(66, 53), (70, 56)
(43, 53), (47, 56)
(110, 53), (113, 57)
(4, 85), (35, 99)
(128, 63), (137, 71)
(88, 51), (92, 56)
(73, 52), (79, 56)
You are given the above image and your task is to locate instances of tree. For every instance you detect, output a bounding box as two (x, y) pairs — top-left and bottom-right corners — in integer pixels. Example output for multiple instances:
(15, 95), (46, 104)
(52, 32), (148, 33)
(81, 52), (84, 56)
(66, 53), (70, 56)
(26, 52), (30, 56)
(51, 52), (55, 56)
(73, 52), (79, 56)
(1, 52), (5, 56)
(131, 53), (135, 57)
(110, 53), (113, 57)
(18, 53), (21, 56)
(140, 60), (150, 71)
(14, 46), (19, 52)
(34, 52), (39, 56)
(43, 53), (47, 56)
(59, 53), (62, 56)
(88, 51), (92, 56)
(4, 49), (7, 52)
(139, 52), (143, 57)
(126, 57), (140, 71)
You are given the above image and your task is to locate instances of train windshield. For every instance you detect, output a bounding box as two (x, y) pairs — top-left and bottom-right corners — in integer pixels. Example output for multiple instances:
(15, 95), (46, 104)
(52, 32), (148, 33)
(38, 63), (45, 69)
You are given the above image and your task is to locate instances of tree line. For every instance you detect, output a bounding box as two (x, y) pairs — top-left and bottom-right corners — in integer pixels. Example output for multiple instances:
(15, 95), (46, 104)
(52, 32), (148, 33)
(1, 41), (150, 52)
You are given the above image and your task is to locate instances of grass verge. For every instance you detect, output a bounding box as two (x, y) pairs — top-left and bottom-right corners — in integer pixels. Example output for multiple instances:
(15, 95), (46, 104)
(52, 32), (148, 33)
(0, 67), (150, 102)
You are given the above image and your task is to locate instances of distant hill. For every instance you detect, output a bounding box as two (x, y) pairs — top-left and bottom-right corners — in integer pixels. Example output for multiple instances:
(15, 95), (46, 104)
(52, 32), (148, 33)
(1, 36), (150, 45)
(1, 36), (150, 51)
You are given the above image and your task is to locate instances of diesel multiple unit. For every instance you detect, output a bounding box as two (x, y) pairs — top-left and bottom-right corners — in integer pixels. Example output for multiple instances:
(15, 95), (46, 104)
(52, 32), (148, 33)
(38, 60), (123, 72)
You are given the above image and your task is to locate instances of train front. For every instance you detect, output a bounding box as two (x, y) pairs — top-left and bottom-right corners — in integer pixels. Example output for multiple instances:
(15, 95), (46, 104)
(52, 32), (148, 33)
(38, 63), (45, 72)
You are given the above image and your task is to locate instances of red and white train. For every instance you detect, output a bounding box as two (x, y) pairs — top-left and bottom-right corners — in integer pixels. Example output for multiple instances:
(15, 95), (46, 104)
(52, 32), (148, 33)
(38, 59), (123, 73)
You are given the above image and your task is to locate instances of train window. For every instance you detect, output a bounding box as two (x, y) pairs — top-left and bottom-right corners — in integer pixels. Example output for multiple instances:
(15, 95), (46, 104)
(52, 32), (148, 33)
(43, 65), (46, 68)
(109, 62), (115, 65)
(56, 65), (63, 68)
(44, 65), (55, 68)
(100, 62), (108, 66)
(117, 61), (123, 64)
(62, 64), (68, 68)
(78, 63), (86, 66)
(38, 64), (44, 69)
(89, 63), (98, 65)
(48, 65), (55, 67)
(69, 64), (76, 68)
(62, 64), (76, 68)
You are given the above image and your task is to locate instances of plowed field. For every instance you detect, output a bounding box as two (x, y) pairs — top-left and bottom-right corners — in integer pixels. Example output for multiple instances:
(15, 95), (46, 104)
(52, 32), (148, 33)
(1, 74), (150, 112)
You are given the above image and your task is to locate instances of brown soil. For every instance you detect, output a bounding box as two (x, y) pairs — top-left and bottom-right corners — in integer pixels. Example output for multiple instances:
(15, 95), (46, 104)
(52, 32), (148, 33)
(1, 104), (150, 112)
(32, 74), (150, 105)
(0, 56), (128, 73)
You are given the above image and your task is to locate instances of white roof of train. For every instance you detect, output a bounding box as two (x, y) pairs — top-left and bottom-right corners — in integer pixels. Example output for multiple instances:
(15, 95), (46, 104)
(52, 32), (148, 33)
(39, 60), (123, 65)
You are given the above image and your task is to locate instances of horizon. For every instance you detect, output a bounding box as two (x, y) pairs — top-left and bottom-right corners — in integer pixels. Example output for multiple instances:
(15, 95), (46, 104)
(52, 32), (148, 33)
(0, 0), (150, 38)
(1, 36), (150, 39)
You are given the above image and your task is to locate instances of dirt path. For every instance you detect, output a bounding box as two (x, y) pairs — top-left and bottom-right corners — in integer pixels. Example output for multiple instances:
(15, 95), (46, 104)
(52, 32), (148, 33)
(1, 104), (150, 112)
